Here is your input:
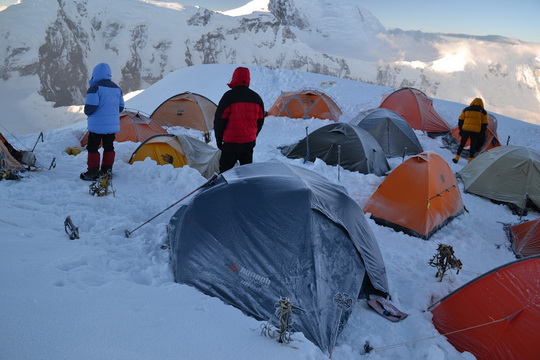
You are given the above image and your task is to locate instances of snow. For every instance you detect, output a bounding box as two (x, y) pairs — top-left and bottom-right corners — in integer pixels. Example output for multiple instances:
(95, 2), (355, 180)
(1, 64), (539, 360)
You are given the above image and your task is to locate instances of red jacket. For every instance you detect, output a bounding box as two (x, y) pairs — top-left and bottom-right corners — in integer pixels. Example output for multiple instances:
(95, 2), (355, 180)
(214, 67), (265, 144)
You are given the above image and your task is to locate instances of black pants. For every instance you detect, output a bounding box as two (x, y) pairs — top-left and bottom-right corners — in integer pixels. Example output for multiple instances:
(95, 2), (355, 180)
(87, 132), (115, 153)
(456, 131), (480, 158)
(219, 141), (256, 173)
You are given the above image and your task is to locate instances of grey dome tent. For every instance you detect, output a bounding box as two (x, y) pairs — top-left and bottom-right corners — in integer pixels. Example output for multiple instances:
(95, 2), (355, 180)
(280, 123), (390, 176)
(458, 145), (540, 212)
(349, 108), (423, 157)
(167, 160), (389, 355)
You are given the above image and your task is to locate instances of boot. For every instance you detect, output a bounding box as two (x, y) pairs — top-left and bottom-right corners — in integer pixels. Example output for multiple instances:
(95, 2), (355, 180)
(468, 157), (474, 163)
(81, 152), (101, 181)
(101, 151), (115, 176)
(80, 168), (99, 181)
(452, 155), (460, 164)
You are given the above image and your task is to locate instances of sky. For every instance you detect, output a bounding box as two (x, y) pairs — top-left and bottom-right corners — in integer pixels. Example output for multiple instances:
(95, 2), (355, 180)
(1, 63), (539, 359)
(173, 0), (540, 43)
(1, 0), (538, 43)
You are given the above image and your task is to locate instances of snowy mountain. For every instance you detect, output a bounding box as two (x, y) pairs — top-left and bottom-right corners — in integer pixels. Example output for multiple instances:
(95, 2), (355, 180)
(1, 0), (540, 135)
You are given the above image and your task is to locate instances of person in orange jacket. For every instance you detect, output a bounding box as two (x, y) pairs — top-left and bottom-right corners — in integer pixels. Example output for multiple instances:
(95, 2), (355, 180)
(452, 98), (488, 164)
(213, 67), (265, 173)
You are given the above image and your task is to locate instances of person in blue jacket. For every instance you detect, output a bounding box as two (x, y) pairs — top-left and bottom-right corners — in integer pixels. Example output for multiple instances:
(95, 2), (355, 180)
(80, 63), (124, 181)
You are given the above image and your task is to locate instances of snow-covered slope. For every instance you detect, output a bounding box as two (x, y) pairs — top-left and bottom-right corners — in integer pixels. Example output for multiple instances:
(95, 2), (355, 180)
(2, 64), (539, 360)
(1, 0), (539, 135)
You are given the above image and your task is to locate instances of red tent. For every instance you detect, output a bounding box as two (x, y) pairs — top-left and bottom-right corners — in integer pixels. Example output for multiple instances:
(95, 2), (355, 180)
(507, 218), (540, 258)
(379, 87), (451, 134)
(429, 256), (540, 360)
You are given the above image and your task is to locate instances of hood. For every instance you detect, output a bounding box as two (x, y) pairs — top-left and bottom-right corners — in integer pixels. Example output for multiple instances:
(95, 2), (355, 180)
(227, 67), (250, 88)
(470, 97), (484, 108)
(89, 63), (112, 86)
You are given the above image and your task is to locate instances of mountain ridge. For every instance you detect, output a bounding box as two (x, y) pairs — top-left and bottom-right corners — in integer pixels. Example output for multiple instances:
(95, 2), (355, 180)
(1, 0), (539, 126)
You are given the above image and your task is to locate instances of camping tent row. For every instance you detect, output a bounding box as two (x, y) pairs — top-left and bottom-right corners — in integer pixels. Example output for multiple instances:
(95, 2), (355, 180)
(429, 255), (540, 360)
(167, 160), (389, 355)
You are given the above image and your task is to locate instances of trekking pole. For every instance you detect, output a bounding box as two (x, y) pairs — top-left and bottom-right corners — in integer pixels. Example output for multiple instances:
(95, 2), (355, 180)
(337, 145), (341, 181)
(31, 132), (44, 152)
(124, 173), (218, 238)
(303, 126), (310, 164)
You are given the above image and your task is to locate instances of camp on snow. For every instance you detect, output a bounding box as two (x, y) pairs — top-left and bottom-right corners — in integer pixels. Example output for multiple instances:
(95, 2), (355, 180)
(429, 255), (540, 360)
(267, 89), (342, 121)
(150, 92), (217, 136)
(504, 218), (540, 258)
(166, 160), (389, 355)
(363, 151), (464, 239)
(280, 123), (390, 176)
(80, 110), (167, 147)
(458, 145), (540, 213)
(128, 134), (220, 179)
(348, 107), (423, 157)
(379, 87), (451, 135)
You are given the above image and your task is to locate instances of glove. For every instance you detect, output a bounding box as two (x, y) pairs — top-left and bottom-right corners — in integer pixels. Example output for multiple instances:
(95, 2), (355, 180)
(216, 141), (223, 150)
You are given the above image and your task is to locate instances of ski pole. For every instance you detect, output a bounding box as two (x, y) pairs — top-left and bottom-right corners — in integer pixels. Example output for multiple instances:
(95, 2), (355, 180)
(31, 132), (44, 152)
(124, 173), (218, 238)
(303, 126), (310, 163)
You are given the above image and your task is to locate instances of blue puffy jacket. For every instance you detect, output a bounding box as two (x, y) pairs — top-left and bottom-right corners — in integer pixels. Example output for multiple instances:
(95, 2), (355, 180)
(84, 63), (125, 134)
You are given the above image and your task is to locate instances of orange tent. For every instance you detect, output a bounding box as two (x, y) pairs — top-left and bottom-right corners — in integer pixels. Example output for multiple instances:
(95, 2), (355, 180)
(429, 256), (540, 360)
(363, 151), (464, 239)
(150, 92), (217, 132)
(506, 218), (540, 258)
(379, 87), (451, 134)
(267, 90), (342, 121)
(449, 114), (501, 155)
(80, 110), (167, 147)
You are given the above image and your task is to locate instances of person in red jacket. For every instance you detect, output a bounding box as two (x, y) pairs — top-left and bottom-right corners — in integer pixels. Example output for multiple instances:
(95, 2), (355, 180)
(214, 67), (265, 173)
(452, 97), (488, 164)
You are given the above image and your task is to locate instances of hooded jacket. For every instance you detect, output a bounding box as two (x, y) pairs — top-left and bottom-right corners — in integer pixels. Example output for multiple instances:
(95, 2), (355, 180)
(214, 67), (265, 144)
(458, 98), (488, 133)
(84, 63), (125, 134)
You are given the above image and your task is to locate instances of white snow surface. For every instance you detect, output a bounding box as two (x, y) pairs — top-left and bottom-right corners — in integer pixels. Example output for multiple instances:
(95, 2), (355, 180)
(1, 64), (539, 360)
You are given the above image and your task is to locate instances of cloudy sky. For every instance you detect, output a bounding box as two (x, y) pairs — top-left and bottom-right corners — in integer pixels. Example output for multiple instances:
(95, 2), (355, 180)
(1, 0), (538, 43)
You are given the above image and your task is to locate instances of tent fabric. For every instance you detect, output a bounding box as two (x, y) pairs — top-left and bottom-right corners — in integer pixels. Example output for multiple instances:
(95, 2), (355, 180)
(128, 134), (220, 179)
(429, 255), (540, 360)
(80, 110), (167, 147)
(267, 89), (342, 121)
(506, 218), (540, 258)
(166, 160), (389, 355)
(458, 145), (540, 211)
(349, 108), (423, 157)
(0, 133), (25, 171)
(364, 151), (464, 239)
(379, 87), (451, 134)
(280, 123), (390, 176)
(150, 92), (217, 131)
(444, 113), (501, 156)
